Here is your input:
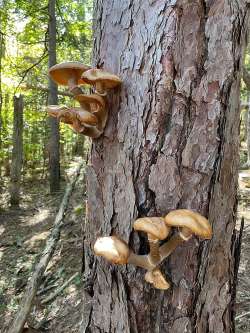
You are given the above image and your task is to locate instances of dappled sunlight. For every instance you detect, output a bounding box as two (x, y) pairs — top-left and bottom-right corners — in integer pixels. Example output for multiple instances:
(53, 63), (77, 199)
(24, 231), (50, 248)
(25, 209), (50, 226)
(66, 157), (85, 178)
(0, 225), (5, 236)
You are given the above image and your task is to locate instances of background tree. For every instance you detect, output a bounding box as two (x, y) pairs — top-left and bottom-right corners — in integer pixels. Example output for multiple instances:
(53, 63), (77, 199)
(0, 0), (92, 187)
(9, 94), (23, 207)
(47, 0), (60, 193)
(82, 2), (249, 332)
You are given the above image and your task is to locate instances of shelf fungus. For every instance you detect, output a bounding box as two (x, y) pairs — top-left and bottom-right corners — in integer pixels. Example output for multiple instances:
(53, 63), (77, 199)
(93, 209), (212, 290)
(47, 61), (122, 138)
(81, 68), (122, 96)
(49, 61), (90, 95)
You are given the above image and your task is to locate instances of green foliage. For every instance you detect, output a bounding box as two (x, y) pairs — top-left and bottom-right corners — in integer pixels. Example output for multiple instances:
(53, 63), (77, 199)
(0, 0), (93, 178)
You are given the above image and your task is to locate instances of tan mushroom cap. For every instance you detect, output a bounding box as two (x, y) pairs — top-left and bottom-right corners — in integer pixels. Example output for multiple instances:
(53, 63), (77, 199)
(48, 105), (98, 126)
(48, 105), (75, 125)
(145, 269), (170, 290)
(133, 217), (170, 240)
(94, 236), (130, 264)
(81, 68), (122, 89)
(75, 93), (106, 109)
(49, 62), (90, 86)
(164, 209), (212, 239)
(71, 107), (99, 126)
(47, 105), (68, 117)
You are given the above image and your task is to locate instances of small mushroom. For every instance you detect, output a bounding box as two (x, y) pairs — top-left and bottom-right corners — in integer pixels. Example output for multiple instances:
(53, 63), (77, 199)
(75, 94), (107, 129)
(93, 236), (151, 269)
(165, 209), (212, 240)
(47, 105), (68, 120)
(49, 61), (90, 95)
(93, 235), (169, 290)
(48, 105), (98, 126)
(133, 217), (170, 265)
(47, 105), (83, 132)
(159, 209), (212, 259)
(94, 236), (130, 264)
(81, 68), (122, 96)
(93, 210), (212, 290)
(47, 105), (101, 137)
(145, 269), (170, 290)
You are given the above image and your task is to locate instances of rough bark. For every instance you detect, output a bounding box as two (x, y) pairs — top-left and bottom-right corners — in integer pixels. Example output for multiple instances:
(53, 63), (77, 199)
(48, 0), (60, 193)
(82, 1), (249, 333)
(10, 95), (23, 207)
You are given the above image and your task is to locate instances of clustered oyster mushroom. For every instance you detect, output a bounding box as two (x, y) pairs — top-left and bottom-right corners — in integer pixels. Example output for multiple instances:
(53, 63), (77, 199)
(94, 209), (212, 290)
(47, 61), (122, 138)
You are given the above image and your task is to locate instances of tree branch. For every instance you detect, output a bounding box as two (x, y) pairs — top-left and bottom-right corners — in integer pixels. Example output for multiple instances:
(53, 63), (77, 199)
(14, 49), (48, 94)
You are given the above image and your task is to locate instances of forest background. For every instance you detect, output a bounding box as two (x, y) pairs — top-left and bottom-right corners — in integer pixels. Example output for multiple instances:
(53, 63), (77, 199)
(1, 1), (250, 332)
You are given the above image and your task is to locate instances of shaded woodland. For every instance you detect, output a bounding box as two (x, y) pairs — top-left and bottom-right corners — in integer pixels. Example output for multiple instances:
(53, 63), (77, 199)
(1, 1), (250, 333)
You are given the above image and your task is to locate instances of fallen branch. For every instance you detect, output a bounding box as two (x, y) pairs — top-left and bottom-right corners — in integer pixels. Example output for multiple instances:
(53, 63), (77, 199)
(41, 272), (79, 304)
(235, 310), (250, 321)
(36, 283), (58, 296)
(8, 161), (84, 333)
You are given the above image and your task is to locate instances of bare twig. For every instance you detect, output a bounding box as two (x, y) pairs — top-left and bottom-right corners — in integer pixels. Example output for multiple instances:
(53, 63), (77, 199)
(235, 311), (250, 321)
(37, 283), (58, 296)
(41, 272), (79, 304)
(14, 50), (48, 94)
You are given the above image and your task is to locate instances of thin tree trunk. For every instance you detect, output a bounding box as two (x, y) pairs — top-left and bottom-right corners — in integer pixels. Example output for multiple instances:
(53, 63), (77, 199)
(72, 135), (85, 157)
(0, 32), (3, 179)
(247, 96), (250, 165)
(9, 95), (23, 207)
(82, 2), (249, 333)
(242, 106), (248, 143)
(48, 0), (60, 193)
(0, 31), (3, 150)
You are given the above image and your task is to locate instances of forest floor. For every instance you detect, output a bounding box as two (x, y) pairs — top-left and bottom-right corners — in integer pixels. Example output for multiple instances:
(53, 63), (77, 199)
(0, 160), (250, 332)
(236, 169), (250, 333)
(0, 160), (86, 333)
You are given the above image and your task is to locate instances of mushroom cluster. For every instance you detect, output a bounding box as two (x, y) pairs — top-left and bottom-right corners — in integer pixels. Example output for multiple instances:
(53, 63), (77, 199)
(94, 209), (212, 290)
(47, 62), (122, 138)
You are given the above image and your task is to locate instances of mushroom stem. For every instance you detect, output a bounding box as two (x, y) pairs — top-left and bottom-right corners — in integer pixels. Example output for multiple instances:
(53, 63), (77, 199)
(127, 252), (154, 270)
(148, 235), (161, 265)
(95, 81), (106, 96)
(70, 85), (84, 96)
(81, 126), (102, 138)
(94, 108), (108, 130)
(159, 233), (185, 261)
(180, 226), (193, 240)
(78, 100), (90, 110)
(67, 77), (78, 90)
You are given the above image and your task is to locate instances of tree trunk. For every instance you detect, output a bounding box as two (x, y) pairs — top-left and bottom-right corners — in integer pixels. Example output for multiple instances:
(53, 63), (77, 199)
(247, 96), (250, 165)
(10, 95), (23, 207)
(48, 0), (60, 193)
(82, 2), (249, 332)
(72, 135), (85, 157)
